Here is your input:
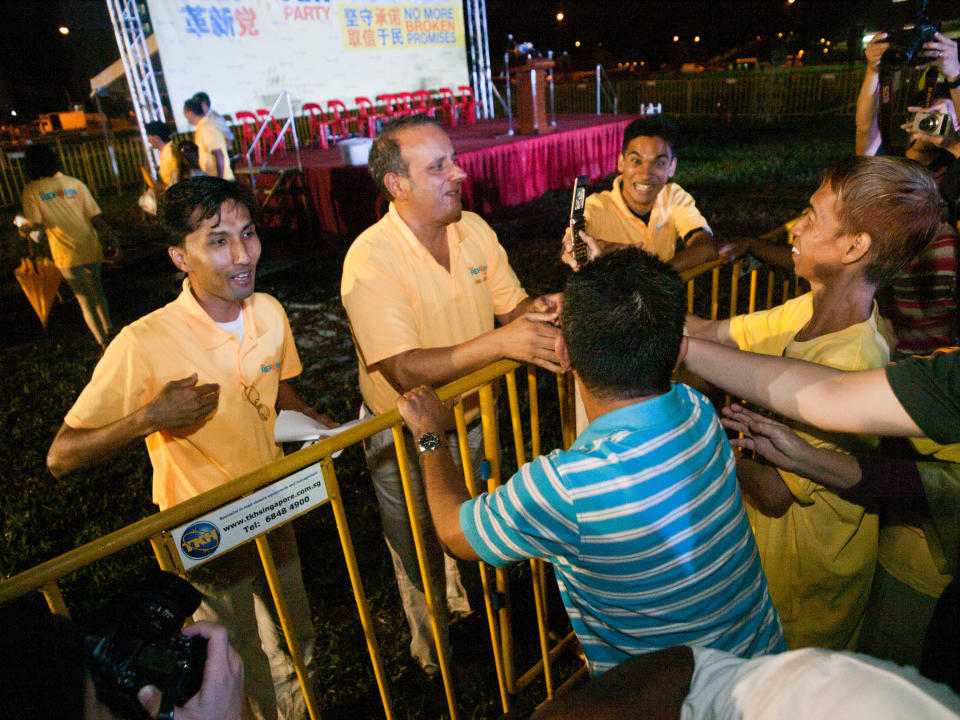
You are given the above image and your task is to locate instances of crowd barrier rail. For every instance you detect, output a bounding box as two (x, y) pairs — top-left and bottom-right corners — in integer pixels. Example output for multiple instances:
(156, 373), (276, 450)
(0, 249), (801, 718)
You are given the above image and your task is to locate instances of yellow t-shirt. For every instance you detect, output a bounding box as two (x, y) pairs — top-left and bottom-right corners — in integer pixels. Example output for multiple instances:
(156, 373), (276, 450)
(194, 115), (234, 180)
(583, 177), (710, 261)
(65, 280), (301, 510)
(729, 293), (889, 650)
(878, 439), (959, 598)
(21, 173), (103, 269)
(341, 204), (528, 416)
(158, 141), (180, 187)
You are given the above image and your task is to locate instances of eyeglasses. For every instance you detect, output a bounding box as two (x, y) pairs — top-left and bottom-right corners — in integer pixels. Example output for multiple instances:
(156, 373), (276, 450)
(242, 383), (270, 421)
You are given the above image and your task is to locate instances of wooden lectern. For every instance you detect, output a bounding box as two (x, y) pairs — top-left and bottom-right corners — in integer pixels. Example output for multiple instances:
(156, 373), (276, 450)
(516, 58), (556, 135)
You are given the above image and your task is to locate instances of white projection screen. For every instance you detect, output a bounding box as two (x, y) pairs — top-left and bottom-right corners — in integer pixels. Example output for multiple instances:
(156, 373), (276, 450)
(146, 0), (471, 132)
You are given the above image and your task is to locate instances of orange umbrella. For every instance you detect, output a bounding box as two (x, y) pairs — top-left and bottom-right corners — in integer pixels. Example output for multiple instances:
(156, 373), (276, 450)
(14, 255), (62, 329)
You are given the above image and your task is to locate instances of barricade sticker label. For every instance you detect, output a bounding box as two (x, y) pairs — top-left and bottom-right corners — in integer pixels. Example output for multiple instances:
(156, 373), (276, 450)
(173, 462), (329, 569)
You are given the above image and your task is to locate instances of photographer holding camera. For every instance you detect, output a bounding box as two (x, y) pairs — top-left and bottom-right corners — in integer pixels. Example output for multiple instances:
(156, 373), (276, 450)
(856, 28), (960, 161)
(1, 608), (244, 720)
(855, 26), (960, 360)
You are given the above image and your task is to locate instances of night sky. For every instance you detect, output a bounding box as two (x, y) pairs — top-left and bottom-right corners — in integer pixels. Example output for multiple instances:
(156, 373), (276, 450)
(3, 0), (960, 117)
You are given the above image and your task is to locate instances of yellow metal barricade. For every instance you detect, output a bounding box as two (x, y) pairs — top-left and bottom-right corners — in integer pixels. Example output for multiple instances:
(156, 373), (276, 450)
(1, 249), (804, 716)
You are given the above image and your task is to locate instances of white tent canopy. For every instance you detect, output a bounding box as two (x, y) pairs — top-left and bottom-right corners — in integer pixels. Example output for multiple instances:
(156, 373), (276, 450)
(89, 33), (158, 96)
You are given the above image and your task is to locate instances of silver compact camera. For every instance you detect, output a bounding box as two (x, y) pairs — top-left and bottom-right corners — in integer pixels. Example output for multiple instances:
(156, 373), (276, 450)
(911, 111), (951, 137)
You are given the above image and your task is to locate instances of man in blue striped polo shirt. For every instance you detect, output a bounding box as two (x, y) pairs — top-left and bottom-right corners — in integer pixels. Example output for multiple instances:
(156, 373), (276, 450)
(397, 249), (785, 675)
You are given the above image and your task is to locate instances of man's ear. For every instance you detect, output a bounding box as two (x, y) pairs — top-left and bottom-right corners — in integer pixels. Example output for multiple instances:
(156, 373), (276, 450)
(384, 172), (406, 201)
(556, 333), (573, 373)
(673, 336), (689, 372)
(843, 232), (872, 265)
(667, 155), (678, 179)
(168, 245), (190, 273)
(616, 152), (625, 175)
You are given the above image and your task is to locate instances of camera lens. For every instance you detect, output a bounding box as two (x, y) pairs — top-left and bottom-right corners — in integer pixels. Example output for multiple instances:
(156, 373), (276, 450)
(919, 116), (938, 132)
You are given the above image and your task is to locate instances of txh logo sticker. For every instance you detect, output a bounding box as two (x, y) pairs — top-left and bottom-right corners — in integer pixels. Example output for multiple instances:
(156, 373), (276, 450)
(180, 521), (221, 559)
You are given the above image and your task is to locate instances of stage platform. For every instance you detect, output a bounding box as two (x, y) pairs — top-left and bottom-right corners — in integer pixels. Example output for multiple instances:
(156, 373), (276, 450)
(240, 114), (634, 237)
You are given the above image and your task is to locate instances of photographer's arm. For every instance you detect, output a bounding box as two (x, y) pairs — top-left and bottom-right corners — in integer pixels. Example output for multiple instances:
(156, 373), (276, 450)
(923, 32), (960, 112)
(855, 33), (887, 156)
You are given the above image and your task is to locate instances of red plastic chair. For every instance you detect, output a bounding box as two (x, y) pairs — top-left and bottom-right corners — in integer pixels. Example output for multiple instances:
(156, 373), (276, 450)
(395, 91), (416, 117)
(436, 88), (459, 127)
(411, 90), (446, 123)
(301, 103), (329, 149)
(326, 99), (353, 142)
(457, 86), (478, 124)
(235, 110), (264, 163)
(355, 97), (384, 137)
(377, 93), (400, 122)
(255, 109), (286, 157)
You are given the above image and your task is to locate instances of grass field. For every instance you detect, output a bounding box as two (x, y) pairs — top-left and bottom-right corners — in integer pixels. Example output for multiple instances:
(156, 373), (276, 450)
(0, 115), (851, 718)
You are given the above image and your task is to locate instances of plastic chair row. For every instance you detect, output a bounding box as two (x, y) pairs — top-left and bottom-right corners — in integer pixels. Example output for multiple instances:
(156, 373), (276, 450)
(295, 88), (478, 149)
(229, 88), (479, 159)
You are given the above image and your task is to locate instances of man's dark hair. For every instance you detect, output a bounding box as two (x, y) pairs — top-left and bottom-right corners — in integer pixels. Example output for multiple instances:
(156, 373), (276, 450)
(621, 115), (679, 155)
(145, 120), (172, 143)
(158, 176), (258, 246)
(368, 114), (442, 200)
(183, 97), (204, 117)
(193, 91), (211, 107)
(23, 145), (61, 179)
(562, 249), (686, 399)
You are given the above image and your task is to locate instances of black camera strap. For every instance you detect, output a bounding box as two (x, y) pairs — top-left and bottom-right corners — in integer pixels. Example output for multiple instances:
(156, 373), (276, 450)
(879, 66), (940, 152)
(879, 66), (899, 151)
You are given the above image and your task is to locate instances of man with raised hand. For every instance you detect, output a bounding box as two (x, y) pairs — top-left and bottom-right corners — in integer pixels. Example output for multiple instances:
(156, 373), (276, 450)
(47, 177), (332, 720)
(341, 113), (562, 677)
(561, 115), (721, 273)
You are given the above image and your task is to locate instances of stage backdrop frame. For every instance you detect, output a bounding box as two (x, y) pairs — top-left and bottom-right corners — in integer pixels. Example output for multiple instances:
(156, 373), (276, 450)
(141, 0), (485, 133)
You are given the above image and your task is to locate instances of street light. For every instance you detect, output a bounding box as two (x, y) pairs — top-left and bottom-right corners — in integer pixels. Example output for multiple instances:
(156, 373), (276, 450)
(673, 35), (679, 42)
(59, 26), (70, 35)
(556, 11), (564, 21)
(694, 35), (700, 43)
(574, 40), (580, 47)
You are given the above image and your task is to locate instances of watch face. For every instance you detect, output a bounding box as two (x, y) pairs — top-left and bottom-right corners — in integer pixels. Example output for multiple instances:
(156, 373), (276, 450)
(417, 432), (444, 453)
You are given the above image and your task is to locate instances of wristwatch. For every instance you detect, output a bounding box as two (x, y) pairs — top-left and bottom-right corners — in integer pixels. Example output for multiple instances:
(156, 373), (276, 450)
(416, 431), (447, 454)
(946, 74), (960, 89)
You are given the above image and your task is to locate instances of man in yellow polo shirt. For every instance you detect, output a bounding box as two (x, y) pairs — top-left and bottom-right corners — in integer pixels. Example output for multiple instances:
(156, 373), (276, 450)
(341, 114), (562, 677)
(46, 177), (332, 720)
(20, 145), (119, 349)
(185, 96), (234, 180)
(145, 120), (180, 190)
(561, 115), (721, 273)
(685, 155), (941, 651)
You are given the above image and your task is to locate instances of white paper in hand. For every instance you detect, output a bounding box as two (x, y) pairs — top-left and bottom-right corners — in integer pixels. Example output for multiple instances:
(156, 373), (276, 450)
(274, 411), (361, 458)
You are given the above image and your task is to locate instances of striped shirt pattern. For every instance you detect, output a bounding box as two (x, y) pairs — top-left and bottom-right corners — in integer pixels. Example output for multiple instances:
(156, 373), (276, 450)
(890, 224), (959, 358)
(460, 383), (785, 674)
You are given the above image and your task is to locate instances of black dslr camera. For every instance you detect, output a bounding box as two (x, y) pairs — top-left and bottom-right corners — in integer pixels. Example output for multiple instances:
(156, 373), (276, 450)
(84, 570), (207, 720)
(880, 0), (937, 69)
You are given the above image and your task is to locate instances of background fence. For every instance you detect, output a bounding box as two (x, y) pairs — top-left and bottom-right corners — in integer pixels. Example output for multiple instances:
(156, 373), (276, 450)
(0, 62), (921, 209)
